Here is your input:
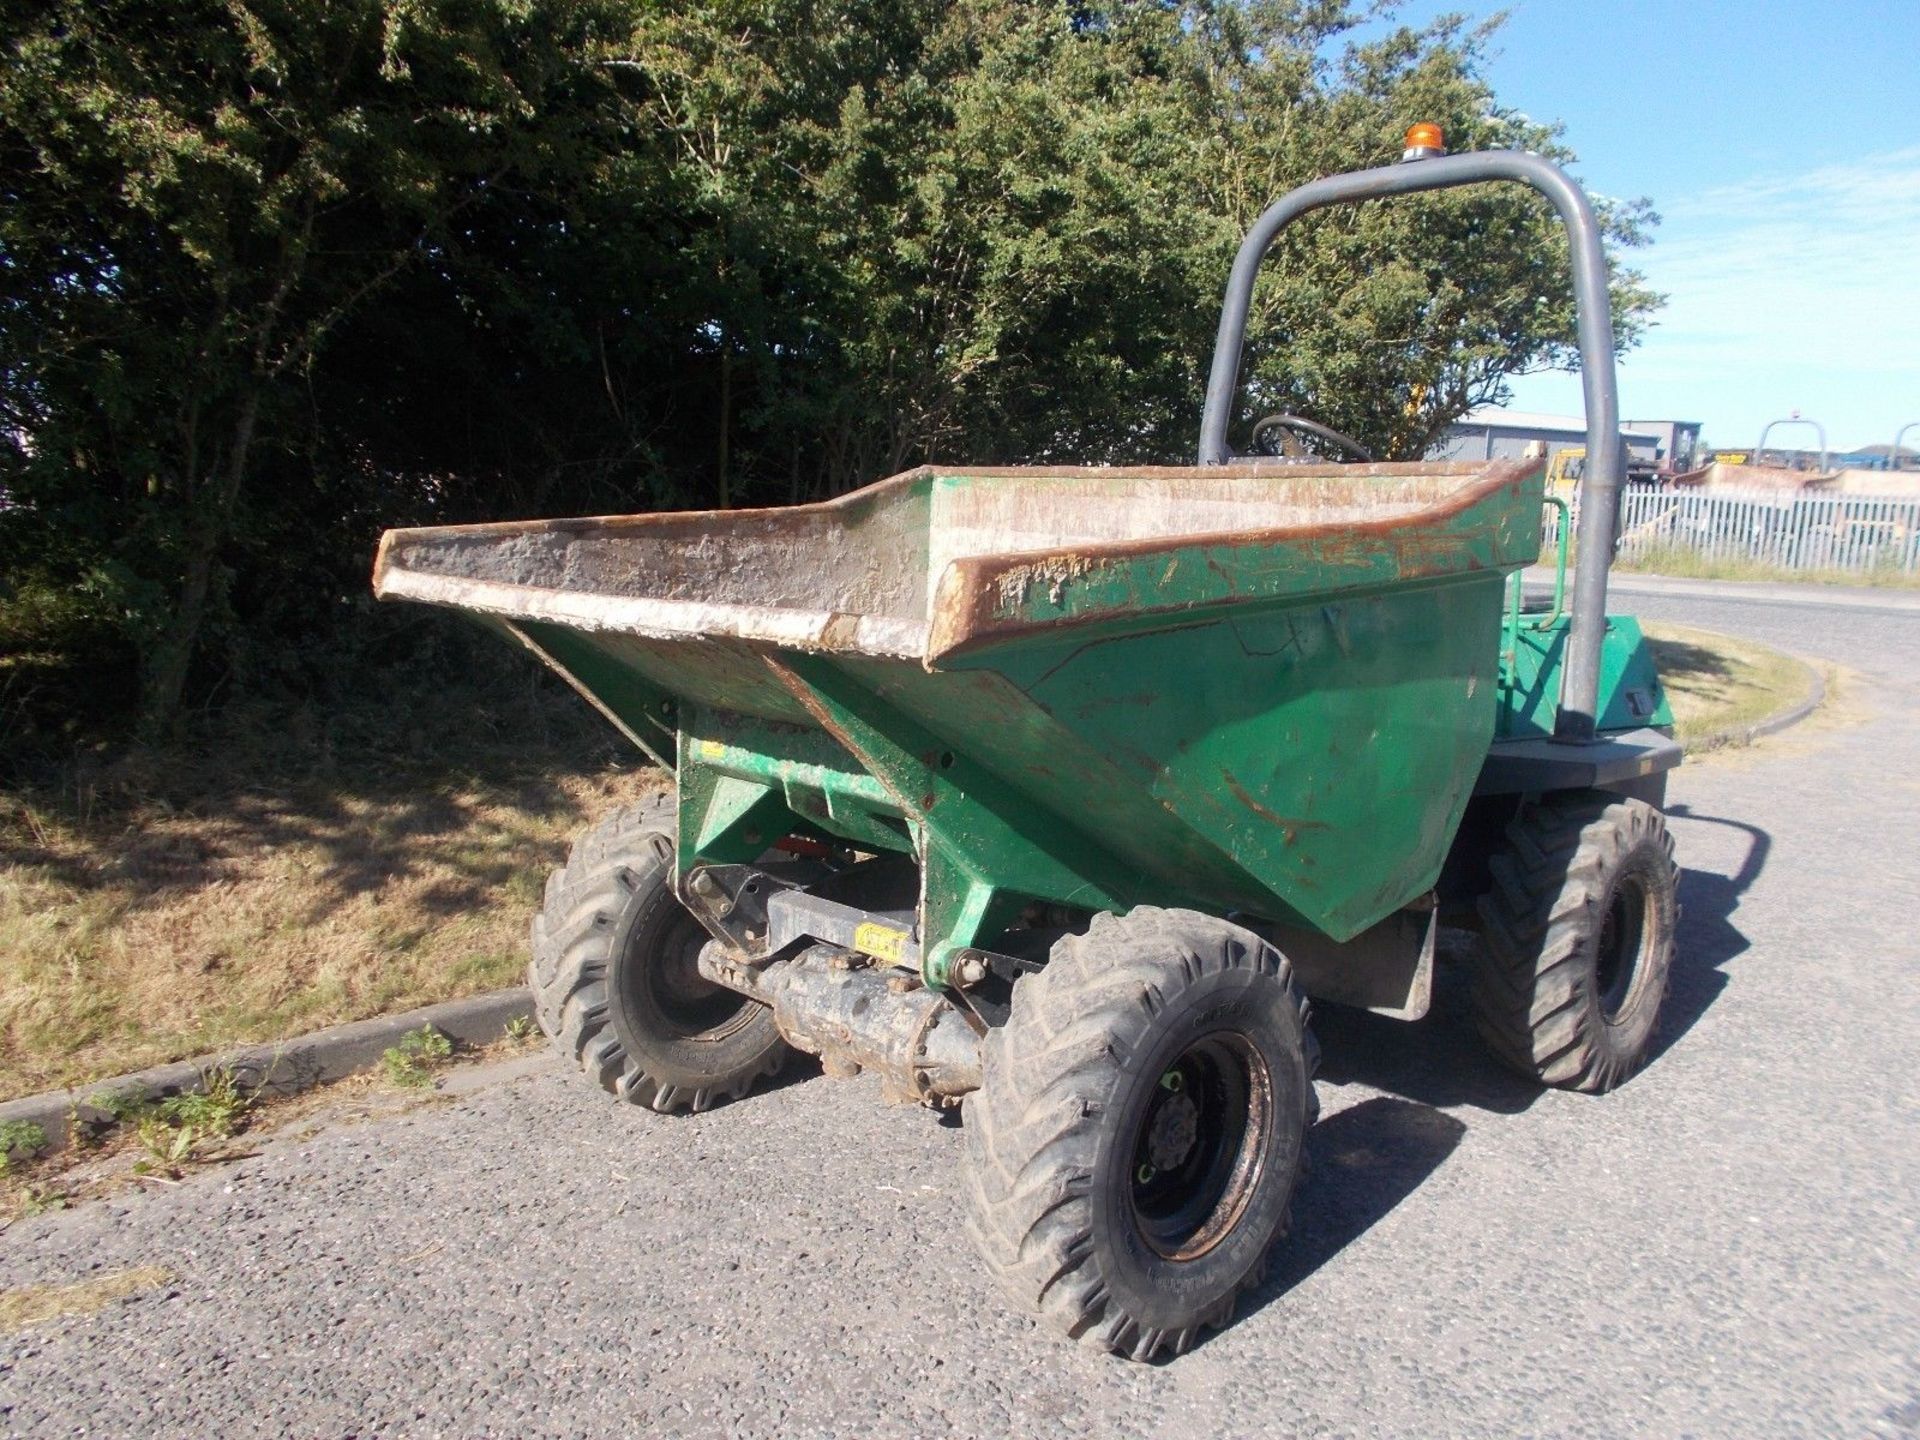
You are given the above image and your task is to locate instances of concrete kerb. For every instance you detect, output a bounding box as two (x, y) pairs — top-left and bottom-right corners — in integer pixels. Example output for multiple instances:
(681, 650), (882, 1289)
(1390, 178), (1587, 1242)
(0, 988), (534, 1162)
(1, 649), (1827, 1167)
(1518, 572), (1831, 752)
(1682, 651), (1826, 755)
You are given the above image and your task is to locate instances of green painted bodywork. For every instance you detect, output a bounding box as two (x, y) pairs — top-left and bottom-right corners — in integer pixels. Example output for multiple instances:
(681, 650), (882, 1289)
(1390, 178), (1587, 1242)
(1496, 611), (1673, 740)
(1493, 504), (1672, 740)
(381, 461), (1667, 986)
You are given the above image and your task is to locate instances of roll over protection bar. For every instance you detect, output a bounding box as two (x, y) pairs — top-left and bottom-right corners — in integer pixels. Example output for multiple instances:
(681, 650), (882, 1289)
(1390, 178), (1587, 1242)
(1197, 147), (1623, 743)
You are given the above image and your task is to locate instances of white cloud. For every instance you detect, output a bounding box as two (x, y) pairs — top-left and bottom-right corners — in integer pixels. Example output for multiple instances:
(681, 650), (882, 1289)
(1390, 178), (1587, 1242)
(1602, 147), (1920, 444)
(1669, 145), (1920, 220)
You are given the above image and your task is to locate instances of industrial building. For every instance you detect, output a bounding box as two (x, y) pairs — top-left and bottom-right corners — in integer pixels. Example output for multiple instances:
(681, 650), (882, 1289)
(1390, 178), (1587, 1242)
(1435, 407), (1702, 480)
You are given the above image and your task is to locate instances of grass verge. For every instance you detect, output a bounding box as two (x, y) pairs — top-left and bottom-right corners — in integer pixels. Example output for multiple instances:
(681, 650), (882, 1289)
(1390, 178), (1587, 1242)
(0, 1024), (545, 1226)
(0, 683), (653, 1104)
(1611, 545), (1919, 589)
(1642, 622), (1813, 749)
(1534, 544), (1920, 589)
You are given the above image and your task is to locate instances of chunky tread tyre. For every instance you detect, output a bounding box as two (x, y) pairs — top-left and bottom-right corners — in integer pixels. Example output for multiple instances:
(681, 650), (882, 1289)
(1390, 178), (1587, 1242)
(529, 795), (784, 1113)
(1472, 790), (1678, 1093)
(963, 907), (1317, 1361)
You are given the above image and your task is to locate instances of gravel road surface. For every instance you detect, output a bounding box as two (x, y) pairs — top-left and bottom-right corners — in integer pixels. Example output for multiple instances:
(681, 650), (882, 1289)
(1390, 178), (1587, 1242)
(4, 585), (1918, 1439)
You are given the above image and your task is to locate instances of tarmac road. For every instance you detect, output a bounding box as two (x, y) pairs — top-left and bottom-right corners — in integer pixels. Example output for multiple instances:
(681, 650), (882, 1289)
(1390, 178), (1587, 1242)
(4, 585), (1918, 1439)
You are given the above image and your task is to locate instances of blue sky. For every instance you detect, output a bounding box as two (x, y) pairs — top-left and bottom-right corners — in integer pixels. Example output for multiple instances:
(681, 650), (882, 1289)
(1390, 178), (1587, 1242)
(1360, 0), (1920, 453)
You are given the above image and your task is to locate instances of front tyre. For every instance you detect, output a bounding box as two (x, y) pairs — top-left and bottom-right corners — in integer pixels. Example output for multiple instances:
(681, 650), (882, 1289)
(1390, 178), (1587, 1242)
(530, 795), (786, 1113)
(963, 908), (1317, 1360)
(1472, 790), (1678, 1093)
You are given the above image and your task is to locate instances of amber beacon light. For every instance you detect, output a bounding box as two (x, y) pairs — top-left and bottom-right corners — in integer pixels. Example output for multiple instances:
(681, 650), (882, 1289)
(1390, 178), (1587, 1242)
(1402, 122), (1446, 160)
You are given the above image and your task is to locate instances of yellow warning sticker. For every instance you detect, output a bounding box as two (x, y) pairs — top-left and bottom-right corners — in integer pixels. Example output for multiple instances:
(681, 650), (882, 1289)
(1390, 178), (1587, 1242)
(853, 921), (909, 965)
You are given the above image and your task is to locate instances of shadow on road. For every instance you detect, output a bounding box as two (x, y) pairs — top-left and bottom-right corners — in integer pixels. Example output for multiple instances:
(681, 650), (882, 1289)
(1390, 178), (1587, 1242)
(1653, 803), (1770, 1062)
(1310, 986), (1543, 1117)
(1233, 1097), (1466, 1332)
(746, 1051), (826, 1104)
(1314, 802), (1769, 1112)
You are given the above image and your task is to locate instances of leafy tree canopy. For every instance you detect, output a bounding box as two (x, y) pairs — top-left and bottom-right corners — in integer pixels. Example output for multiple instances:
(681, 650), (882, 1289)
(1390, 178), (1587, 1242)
(0, 0), (1658, 738)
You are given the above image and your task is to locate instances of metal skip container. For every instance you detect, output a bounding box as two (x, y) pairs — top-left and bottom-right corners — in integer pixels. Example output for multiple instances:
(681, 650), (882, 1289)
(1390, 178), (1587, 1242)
(373, 457), (1544, 986)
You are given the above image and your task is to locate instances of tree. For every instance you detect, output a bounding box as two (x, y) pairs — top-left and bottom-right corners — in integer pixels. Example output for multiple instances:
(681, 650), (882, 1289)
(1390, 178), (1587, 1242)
(0, 0), (635, 732)
(0, 0), (1660, 742)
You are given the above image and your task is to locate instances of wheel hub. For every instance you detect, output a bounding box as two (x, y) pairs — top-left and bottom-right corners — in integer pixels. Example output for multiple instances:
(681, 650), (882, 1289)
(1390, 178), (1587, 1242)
(656, 931), (717, 1010)
(1595, 871), (1651, 1020)
(1130, 1034), (1274, 1261)
(1145, 1089), (1200, 1171)
(637, 906), (759, 1039)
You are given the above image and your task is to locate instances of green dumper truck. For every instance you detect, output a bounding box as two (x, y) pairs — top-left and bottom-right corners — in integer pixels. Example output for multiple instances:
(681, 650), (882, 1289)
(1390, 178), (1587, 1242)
(375, 131), (1682, 1359)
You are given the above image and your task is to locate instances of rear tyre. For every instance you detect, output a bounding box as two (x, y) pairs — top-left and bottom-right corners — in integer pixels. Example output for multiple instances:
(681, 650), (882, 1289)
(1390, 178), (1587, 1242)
(530, 795), (786, 1113)
(1472, 790), (1678, 1093)
(964, 907), (1317, 1361)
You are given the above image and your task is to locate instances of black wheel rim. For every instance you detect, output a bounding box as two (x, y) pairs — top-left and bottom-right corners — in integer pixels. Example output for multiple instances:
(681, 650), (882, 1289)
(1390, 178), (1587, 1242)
(633, 903), (758, 1041)
(1595, 870), (1652, 1021)
(1129, 1032), (1273, 1261)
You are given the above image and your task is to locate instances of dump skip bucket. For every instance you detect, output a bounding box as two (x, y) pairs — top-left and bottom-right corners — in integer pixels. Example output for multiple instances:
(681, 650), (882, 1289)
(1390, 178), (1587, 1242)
(376, 459), (1543, 968)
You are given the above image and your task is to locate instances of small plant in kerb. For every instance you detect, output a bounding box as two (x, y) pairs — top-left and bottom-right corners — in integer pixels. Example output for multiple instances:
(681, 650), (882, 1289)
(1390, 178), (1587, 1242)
(134, 1115), (207, 1173)
(82, 1089), (148, 1126)
(126, 1067), (253, 1176)
(156, 1066), (250, 1137)
(9, 1183), (71, 1219)
(2, 1123), (72, 1222)
(382, 1026), (454, 1089)
(504, 1014), (537, 1045)
(0, 1121), (47, 1176)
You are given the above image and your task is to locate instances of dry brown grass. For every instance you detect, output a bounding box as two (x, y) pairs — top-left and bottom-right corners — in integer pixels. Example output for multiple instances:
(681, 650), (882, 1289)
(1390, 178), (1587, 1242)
(1642, 622), (1812, 749)
(0, 1265), (175, 1333)
(1614, 546), (1920, 590)
(0, 733), (656, 1103)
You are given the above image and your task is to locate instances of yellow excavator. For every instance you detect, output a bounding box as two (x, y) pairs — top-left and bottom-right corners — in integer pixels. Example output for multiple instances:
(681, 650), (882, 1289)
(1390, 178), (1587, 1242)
(1549, 445), (1661, 492)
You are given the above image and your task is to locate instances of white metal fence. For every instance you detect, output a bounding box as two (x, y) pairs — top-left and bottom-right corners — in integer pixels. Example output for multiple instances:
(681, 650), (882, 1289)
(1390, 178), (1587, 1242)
(1539, 487), (1920, 576)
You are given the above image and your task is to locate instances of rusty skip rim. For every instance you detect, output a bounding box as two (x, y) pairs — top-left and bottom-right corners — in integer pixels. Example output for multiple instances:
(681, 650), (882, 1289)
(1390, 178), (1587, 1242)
(923, 457), (1542, 661)
(371, 458), (1543, 668)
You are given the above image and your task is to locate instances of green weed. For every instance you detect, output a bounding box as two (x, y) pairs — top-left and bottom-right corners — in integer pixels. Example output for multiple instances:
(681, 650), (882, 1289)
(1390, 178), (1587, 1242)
(152, 1066), (250, 1139)
(381, 1025), (453, 1089)
(83, 1066), (253, 1175)
(133, 1115), (208, 1172)
(10, 1183), (70, 1219)
(0, 1121), (46, 1176)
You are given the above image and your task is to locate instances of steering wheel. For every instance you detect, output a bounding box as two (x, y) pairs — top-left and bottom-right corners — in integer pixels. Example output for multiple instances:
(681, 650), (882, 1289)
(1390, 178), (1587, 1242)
(1249, 413), (1374, 463)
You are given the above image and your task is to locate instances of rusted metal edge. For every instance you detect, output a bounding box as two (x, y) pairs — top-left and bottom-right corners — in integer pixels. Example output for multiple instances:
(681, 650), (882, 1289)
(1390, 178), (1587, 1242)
(373, 459), (1540, 669)
(373, 566), (928, 659)
(924, 459), (1543, 661)
(368, 459), (1499, 560)
(369, 470), (932, 558)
